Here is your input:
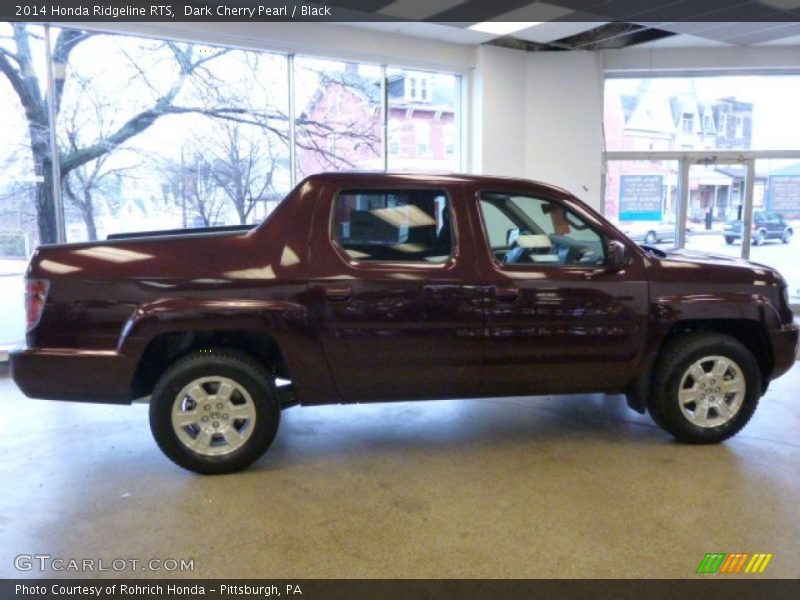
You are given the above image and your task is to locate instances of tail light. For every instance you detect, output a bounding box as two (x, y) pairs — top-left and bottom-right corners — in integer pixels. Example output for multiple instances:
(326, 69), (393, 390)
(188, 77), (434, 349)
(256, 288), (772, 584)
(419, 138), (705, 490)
(25, 278), (49, 332)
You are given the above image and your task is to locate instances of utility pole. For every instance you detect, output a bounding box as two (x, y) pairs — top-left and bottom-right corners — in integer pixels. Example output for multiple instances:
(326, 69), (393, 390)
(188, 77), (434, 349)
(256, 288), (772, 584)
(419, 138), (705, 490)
(180, 145), (186, 228)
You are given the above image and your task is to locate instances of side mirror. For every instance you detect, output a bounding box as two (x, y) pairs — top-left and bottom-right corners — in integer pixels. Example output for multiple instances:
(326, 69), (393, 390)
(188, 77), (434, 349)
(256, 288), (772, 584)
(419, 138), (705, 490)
(607, 240), (627, 270)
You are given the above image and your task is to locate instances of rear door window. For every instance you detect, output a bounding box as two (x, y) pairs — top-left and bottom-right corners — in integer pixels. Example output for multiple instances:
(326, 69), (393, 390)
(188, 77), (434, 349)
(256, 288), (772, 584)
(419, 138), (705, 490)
(333, 189), (453, 263)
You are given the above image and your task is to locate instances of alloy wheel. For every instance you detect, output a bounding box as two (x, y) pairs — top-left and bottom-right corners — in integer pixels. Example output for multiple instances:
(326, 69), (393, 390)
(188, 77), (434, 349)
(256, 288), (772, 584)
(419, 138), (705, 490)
(677, 355), (746, 428)
(171, 376), (257, 456)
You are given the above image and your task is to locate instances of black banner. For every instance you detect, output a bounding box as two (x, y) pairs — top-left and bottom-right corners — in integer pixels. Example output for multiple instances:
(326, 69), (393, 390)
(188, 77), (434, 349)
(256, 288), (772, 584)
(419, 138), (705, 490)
(3, 0), (800, 23)
(4, 579), (800, 600)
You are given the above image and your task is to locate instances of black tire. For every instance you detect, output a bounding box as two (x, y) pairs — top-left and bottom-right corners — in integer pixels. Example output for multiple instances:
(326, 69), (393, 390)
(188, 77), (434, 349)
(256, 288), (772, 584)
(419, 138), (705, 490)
(782, 229), (793, 244)
(724, 236), (735, 245)
(648, 332), (761, 444)
(644, 231), (658, 245)
(149, 349), (280, 474)
(753, 230), (765, 246)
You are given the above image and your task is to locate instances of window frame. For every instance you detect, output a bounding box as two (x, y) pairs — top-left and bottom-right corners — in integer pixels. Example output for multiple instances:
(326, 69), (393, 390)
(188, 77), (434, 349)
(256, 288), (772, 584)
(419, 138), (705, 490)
(475, 189), (612, 271)
(328, 186), (458, 269)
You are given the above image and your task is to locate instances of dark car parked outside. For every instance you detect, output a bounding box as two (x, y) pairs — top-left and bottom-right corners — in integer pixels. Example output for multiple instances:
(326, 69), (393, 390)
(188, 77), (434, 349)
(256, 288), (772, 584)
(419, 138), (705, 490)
(724, 211), (794, 245)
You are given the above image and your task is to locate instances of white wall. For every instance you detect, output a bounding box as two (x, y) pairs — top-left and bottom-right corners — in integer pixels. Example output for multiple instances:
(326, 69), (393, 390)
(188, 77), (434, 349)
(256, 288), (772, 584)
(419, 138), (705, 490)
(471, 45), (527, 177)
(525, 51), (605, 206)
(469, 47), (605, 208)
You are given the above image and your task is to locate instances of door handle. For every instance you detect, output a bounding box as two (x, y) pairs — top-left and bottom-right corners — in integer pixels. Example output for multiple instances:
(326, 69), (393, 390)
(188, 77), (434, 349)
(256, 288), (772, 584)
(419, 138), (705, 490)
(324, 284), (353, 302)
(494, 287), (520, 302)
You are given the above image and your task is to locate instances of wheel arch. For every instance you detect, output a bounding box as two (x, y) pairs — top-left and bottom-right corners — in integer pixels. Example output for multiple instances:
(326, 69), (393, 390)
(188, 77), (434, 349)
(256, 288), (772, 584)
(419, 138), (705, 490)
(661, 320), (772, 385)
(131, 329), (289, 399)
(626, 318), (773, 413)
(119, 297), (338, 404)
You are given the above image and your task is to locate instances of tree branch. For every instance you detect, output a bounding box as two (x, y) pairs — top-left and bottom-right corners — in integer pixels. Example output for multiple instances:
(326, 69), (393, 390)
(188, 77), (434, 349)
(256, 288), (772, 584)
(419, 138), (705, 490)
(0, 46), (20, 64)
(0, 39), (41, 120)
(11, 24), (45, 112)
(60, 105), (279, 173)
(51, 28), (92, 115)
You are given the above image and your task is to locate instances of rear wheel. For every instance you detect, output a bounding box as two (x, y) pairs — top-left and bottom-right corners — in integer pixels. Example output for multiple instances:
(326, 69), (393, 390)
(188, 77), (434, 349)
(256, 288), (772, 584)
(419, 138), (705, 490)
(644, 231), (658, 245)
(149, 349), (280, 474)
(648, 332), (760, 444)
(724, 236), (735, 245)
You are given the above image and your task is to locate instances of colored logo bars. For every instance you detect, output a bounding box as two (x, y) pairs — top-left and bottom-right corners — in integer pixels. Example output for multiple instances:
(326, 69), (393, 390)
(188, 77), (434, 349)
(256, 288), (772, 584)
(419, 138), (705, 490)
(696, 553), (773, 574)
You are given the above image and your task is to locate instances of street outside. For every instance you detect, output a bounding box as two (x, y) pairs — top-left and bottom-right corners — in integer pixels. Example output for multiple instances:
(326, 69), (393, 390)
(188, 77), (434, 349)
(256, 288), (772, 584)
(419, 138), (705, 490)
(0, 258), (25, 347)
(0, 231), (798, 347)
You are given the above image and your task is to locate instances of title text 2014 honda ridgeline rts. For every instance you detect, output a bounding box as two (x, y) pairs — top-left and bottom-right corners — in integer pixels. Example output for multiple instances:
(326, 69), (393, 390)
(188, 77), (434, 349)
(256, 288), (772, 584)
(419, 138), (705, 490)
(11, 174), (799, 473)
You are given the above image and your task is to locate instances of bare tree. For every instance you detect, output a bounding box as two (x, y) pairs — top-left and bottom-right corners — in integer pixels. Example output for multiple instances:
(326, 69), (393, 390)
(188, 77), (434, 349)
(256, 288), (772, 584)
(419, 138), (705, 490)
(184, 153), (227, 227)
(0, 25), (383, 244)
(0, 180), (37, 253)
(58, 73), (140, 240)
(206, 121), (280, 225)
(295, 67), (382, 175)
(0, 24), (232, 243)
(159, 149), (227, 228)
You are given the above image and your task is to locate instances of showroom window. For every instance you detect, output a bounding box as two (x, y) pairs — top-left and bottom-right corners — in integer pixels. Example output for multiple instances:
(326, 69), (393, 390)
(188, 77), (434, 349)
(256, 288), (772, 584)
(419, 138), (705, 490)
(0, 24), (48, 348)
(387, 68), (460, 172)
(333, 189), (453, 263)
(0, 22), (463, 348)
(0, 24), (463, 245)
(55, 29), (292, 243)
(294, 57), (384, 178)
(604, 73), (800, 303)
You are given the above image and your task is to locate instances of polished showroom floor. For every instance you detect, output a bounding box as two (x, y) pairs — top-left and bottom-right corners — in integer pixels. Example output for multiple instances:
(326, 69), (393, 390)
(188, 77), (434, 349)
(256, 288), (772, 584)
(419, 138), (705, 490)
(1, 362), (799, 579)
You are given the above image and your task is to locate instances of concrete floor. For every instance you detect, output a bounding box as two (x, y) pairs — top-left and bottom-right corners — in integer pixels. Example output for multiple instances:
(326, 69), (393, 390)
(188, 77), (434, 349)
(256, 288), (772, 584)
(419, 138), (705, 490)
(1, 364), (799, 579)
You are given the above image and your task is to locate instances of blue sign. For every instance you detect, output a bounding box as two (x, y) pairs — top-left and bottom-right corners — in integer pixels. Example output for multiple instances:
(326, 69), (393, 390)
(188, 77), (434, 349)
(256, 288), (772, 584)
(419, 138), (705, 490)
(767, 175), (800, 213)
(619, 175), (664, 221)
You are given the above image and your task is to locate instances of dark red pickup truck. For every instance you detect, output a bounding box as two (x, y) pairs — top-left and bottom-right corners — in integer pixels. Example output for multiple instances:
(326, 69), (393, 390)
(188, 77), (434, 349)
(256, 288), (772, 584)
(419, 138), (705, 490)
(11, 173), (799, 473)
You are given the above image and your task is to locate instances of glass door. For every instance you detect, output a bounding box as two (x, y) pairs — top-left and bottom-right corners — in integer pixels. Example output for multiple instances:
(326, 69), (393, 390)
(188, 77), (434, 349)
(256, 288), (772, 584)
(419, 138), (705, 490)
(754, 159), (800, 303)
(681, 158), (755, 260)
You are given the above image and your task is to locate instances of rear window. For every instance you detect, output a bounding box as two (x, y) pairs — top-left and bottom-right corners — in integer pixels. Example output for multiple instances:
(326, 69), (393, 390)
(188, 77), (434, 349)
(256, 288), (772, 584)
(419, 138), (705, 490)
(333, 189), (453, 263)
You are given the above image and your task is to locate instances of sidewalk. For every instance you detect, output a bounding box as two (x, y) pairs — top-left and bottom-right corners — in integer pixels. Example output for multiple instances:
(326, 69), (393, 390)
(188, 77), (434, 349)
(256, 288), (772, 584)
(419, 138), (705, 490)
(0, 257), (27, 276)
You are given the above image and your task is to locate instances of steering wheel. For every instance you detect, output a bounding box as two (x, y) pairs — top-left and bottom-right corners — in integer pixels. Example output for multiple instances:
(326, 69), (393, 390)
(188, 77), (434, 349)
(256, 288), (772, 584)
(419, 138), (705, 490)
(503, 238), (527, 264)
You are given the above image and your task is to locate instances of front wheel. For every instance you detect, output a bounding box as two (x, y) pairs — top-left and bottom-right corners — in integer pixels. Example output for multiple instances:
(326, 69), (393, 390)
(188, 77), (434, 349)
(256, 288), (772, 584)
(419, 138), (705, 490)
(724, 236), (735, 245)
(753, 230), (766, 246)
(782, 229), (793, 244)
(648, 332), (761, 444)
(149, 349), (280, 474)
(644, 231), (658, 245)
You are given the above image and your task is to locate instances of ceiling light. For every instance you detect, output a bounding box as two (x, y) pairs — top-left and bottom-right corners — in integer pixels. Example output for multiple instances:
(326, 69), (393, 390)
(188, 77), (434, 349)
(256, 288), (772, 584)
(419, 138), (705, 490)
(468, 21), (544, 36)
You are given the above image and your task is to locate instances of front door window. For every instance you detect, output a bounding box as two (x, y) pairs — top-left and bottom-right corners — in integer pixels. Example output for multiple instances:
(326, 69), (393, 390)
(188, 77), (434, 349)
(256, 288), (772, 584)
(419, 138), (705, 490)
(478, 193), (607, 267)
